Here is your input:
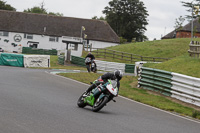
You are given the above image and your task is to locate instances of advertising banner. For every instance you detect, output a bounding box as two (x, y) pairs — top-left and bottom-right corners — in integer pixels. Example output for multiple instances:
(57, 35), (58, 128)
(24, 55), (50, 68)
(0, 53), (24, 67)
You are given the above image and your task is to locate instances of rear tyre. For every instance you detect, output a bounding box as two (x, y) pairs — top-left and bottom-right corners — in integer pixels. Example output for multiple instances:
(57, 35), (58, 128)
(77, 93), (87, 108)
(92, 96), (109, 112)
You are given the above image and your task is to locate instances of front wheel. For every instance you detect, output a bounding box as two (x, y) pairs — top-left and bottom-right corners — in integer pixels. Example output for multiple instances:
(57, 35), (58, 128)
(92, 96), (109, 112)
(77, 93), (87, 108)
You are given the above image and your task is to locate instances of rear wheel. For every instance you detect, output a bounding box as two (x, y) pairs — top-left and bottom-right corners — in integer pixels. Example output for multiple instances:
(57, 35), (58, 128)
(77, 93), (87, 108)
(92, 96), (109, 112)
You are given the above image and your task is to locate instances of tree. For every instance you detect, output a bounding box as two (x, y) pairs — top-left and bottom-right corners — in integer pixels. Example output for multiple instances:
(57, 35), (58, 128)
(181, 0), (200, 19)
(49, 12), (63, 16)
(174, 16), (185, 31)
(0, 0), (16, 11)
(103, 0), (149, 42)
(24, 2), (63, 16)
(92, 16), (106, 21)
(24, 6), (47, 14)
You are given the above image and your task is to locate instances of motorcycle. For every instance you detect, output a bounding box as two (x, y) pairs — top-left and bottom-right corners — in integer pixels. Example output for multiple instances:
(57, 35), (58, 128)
(77, 79), (118, 112)
(85, 57), (97, 73)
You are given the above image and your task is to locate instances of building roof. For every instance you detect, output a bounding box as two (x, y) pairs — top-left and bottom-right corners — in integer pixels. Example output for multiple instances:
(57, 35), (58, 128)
(162, 18), (200, 39)
(161, 30), (176, 39)
(180, 18), (200, 32)
(0, 10), (119, 43)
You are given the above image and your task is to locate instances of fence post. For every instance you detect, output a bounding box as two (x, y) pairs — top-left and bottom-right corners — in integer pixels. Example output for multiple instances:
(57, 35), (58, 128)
(104, 49), (106, 58)
(131, 54), (133, 63)
(141, 56), (143, 61)
(113, 51), (115, 59)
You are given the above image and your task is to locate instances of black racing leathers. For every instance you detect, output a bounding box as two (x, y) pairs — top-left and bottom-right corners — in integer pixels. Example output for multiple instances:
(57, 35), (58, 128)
(85, 54), (95, 60)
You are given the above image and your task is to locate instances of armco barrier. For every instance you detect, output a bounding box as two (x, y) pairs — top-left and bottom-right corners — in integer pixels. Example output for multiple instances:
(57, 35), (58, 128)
(171, 73), (200, 107)
(71, 55), (135, 73)
(138, 67), (200, 107)
(125, 64), (135, 73)
(95, 60), (125, 72)
(138, 67), (173, 96)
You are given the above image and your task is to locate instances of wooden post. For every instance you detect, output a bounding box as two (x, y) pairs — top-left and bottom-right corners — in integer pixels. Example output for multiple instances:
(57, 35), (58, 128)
(104, 49), (106, 58)
(113, 51), (115, 59)
(131, 54), (133, 63)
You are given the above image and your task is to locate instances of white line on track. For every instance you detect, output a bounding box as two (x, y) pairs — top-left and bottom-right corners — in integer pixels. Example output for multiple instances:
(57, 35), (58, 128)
(46, 71), (200, 124)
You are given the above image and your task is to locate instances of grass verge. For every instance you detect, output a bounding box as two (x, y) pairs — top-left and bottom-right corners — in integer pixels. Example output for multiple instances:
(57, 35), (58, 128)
(58, 72), (200, 119)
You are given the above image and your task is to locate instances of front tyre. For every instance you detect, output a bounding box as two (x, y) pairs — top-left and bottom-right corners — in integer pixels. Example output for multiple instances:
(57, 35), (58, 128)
(77, 93), (87, 108)
(92, 96), (109, 112)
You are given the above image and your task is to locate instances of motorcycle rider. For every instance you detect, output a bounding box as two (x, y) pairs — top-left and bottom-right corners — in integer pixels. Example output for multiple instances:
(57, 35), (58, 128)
(85, 70), (123, 95)
(85, 52), (95, 62)
(85, 52), (96, 72)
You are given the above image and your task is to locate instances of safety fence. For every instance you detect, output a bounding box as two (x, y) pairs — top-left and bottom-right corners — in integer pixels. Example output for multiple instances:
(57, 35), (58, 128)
(91, 48), (170, 63)
(138, 67), (200, 107)
(70, 55), (135, 73)
(0, 53), (50, 68)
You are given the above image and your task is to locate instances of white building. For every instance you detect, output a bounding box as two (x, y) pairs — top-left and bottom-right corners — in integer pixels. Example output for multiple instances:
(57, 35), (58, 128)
(0, 10), (119, 56)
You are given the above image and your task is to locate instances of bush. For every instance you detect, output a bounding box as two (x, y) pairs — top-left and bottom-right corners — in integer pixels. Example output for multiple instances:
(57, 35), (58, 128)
(120, 37), (127, 44)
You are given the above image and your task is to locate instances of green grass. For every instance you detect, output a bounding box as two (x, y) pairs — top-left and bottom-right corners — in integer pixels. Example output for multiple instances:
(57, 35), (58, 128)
(143, 53), (200, 78)
(108, 38), (196, 58)
(49, 55), (86, 70)
(58, 72), (200, 119)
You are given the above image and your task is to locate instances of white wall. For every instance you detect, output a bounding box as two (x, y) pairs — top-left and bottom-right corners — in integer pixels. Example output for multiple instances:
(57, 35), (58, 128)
(0, 31), (66, 53)
(88, 40), (118, 50)
(0, 31), (119, 57)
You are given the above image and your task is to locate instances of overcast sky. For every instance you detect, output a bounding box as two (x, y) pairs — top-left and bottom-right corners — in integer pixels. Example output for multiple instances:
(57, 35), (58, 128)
(5, 0), (192, 40)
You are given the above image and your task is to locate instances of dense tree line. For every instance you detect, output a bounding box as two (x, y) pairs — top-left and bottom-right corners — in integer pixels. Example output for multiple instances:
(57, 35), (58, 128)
(0, 0), (16, 11)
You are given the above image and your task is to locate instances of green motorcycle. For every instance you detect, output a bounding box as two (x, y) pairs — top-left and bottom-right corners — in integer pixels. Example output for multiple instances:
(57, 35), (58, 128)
(77, 79), (119, 112)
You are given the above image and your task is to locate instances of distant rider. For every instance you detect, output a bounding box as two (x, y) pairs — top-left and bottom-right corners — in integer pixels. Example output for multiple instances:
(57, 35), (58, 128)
(85, 52), (95, 62)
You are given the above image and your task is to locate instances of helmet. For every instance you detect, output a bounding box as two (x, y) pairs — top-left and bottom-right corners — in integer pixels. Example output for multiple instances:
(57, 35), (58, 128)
(114, 70), (123, 80)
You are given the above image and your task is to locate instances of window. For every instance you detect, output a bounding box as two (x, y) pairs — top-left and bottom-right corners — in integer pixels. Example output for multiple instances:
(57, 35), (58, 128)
(0, 31), (9, 37)
(49, 36), (59, 42)
(24, 34), (33, 39)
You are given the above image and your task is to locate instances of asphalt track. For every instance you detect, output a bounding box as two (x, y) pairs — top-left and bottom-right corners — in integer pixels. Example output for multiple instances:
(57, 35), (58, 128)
(0, 66), (200, 133)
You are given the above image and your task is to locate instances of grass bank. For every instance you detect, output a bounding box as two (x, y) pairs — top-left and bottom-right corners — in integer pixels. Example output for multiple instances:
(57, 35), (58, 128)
(144, 53), (200, 78)
(83, 38), (200, 78)
(58, 72), (200, 119)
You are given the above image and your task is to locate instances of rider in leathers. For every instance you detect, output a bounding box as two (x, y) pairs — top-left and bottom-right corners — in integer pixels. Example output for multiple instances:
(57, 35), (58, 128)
(85, 70), (123, 95)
